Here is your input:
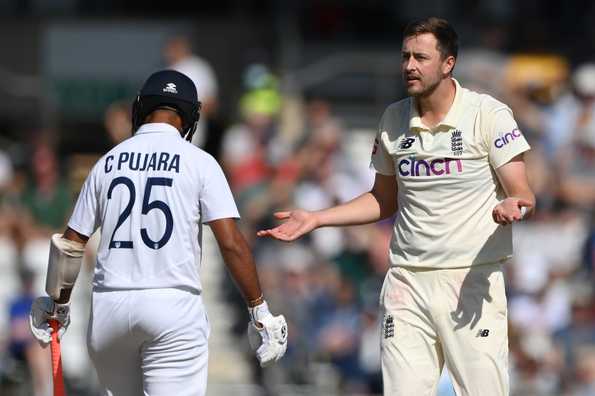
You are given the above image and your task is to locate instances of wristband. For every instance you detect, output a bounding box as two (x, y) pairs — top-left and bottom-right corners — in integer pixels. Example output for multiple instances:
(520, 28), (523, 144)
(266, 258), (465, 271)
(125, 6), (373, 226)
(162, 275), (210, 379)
(248, 300), (271, 325)
(247, 294), (264, 308)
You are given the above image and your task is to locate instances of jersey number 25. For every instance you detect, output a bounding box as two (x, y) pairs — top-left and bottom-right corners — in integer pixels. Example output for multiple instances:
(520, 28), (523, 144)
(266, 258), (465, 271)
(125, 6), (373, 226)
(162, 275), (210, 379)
(107, 176), (174, 250)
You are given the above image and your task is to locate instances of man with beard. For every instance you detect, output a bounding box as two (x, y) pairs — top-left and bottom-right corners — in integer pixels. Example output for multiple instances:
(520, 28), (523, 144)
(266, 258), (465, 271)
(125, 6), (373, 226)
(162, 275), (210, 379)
(258, 17), (534, 396)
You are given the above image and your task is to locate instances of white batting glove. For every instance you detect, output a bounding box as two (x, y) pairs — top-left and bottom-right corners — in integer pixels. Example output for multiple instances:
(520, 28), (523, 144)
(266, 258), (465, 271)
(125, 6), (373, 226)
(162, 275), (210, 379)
(29, 296), (70, 347)
(247, 301), (288, 367)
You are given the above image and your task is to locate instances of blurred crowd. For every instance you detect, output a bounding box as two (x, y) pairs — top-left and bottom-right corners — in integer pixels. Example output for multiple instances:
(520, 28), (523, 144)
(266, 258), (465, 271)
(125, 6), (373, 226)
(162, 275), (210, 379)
(1, 29), (595, 396)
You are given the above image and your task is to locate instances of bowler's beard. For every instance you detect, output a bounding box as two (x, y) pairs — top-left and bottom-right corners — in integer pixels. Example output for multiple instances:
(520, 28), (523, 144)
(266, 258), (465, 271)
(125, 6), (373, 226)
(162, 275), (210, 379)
(406, 74), (442, 98)
(403, 67), (448, 98)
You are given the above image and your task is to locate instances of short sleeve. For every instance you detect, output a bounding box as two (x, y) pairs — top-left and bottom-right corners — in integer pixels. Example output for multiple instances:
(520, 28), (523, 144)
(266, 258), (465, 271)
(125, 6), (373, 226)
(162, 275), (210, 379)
(370, 113), (396, 175)
(486, 107), (531, 169)
(68, 163), (100, 237)
(200, 156), (240, 223)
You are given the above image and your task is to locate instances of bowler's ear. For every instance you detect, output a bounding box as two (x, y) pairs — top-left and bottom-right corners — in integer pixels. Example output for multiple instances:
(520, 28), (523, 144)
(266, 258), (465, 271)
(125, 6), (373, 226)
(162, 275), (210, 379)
(443, 55), (456, 75)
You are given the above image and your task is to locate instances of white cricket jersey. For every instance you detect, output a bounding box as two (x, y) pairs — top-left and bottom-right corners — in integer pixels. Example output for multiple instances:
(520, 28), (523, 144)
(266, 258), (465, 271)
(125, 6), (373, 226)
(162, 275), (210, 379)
(68, 123), (239, 292)
(371, 79), (530, 268)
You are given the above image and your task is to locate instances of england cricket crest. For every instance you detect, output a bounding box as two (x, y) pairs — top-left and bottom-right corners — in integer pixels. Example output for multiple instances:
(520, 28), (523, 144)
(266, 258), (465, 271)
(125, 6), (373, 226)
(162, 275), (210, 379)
(383, 314), (395, 339)
(451, 129), (463, 156)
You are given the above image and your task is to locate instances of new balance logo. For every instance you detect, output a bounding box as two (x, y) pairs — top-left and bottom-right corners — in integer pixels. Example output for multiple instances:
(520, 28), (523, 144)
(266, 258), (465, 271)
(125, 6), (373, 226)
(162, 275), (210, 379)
(476, 329), (490, 337)
(383, 314), (395, 339)
(163, 83), (178, 94)
(399, 137), (416, 150)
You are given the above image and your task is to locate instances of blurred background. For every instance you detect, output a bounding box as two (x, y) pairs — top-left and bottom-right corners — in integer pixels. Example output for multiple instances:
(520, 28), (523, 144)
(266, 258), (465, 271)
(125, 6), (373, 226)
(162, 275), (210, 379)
(0, 1), (594, 395)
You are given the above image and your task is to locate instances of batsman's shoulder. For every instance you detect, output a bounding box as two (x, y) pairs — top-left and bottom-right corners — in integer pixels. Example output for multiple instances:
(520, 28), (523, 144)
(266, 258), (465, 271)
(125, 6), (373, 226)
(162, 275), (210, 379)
(182, 140), (217, 163)
(179, 142), (225, 177)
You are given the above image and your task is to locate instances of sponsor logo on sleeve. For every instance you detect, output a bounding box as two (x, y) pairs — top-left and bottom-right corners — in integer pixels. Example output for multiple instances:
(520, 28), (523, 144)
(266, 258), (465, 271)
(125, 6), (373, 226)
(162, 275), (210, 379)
(494, 128), (522, 148)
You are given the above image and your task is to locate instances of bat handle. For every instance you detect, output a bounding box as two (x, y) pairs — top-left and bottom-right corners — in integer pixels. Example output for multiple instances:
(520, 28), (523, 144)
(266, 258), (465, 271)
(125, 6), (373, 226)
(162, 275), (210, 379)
(49, 319), (66, 396)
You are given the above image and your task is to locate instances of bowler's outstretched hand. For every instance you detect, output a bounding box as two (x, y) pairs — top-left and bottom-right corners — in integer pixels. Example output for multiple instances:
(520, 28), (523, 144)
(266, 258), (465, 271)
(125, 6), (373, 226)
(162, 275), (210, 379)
(256, 210), (318, 241)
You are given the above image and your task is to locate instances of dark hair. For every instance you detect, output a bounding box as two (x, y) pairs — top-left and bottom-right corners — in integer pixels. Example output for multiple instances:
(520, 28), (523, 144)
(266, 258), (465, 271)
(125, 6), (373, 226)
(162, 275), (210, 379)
(403, 17), (458, 60)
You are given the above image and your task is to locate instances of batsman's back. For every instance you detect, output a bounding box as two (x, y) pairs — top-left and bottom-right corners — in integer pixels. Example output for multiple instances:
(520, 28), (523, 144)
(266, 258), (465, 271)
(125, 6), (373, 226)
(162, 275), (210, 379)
(68, 123), (239, 294)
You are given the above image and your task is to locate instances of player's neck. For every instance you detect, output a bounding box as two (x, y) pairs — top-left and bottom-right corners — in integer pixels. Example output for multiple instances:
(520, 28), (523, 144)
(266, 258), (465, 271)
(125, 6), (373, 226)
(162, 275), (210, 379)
(144, 110), (183, 133)
(415, 78), (456, 129)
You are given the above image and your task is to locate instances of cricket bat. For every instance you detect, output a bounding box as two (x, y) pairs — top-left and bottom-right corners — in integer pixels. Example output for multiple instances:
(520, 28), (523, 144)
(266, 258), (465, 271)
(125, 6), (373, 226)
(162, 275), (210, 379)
(49, 320), (66, 396)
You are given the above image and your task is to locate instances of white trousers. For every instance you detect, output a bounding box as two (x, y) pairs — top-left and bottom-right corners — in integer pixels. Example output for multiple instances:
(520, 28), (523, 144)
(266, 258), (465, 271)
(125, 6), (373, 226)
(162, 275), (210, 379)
(87, 288), (209, 396)
(380, 262), (509, 396)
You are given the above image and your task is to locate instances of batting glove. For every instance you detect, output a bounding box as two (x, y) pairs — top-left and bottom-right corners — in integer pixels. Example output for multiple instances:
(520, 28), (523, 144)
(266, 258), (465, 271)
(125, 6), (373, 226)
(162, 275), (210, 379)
(247, 301), (288, 367)
(29, 296), (70, 347)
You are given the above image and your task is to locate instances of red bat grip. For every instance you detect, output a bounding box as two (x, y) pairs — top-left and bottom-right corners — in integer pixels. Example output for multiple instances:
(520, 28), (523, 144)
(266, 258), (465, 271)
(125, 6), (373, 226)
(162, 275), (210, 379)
(49, 319), (66, 396)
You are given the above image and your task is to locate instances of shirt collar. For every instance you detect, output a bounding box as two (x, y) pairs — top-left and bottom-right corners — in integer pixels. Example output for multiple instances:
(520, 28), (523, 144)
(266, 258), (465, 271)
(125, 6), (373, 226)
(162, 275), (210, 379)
(135, 123), (181, 136)
(409, 78), (463, 132)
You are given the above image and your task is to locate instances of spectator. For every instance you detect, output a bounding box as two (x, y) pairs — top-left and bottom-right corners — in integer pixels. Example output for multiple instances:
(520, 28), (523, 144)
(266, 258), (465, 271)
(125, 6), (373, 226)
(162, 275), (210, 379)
(20, 141), (71, 234)
(556, 132), (595, 210)
(104, 100), (132, 146)
(544, 64), (595, 158)
(163, 35), (221, 153)
(7, 268), (51, 396)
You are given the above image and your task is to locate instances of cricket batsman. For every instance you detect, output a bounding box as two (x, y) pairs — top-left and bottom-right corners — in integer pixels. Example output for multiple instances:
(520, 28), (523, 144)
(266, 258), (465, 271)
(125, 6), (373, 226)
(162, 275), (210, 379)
(29, 69), (287, 395)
